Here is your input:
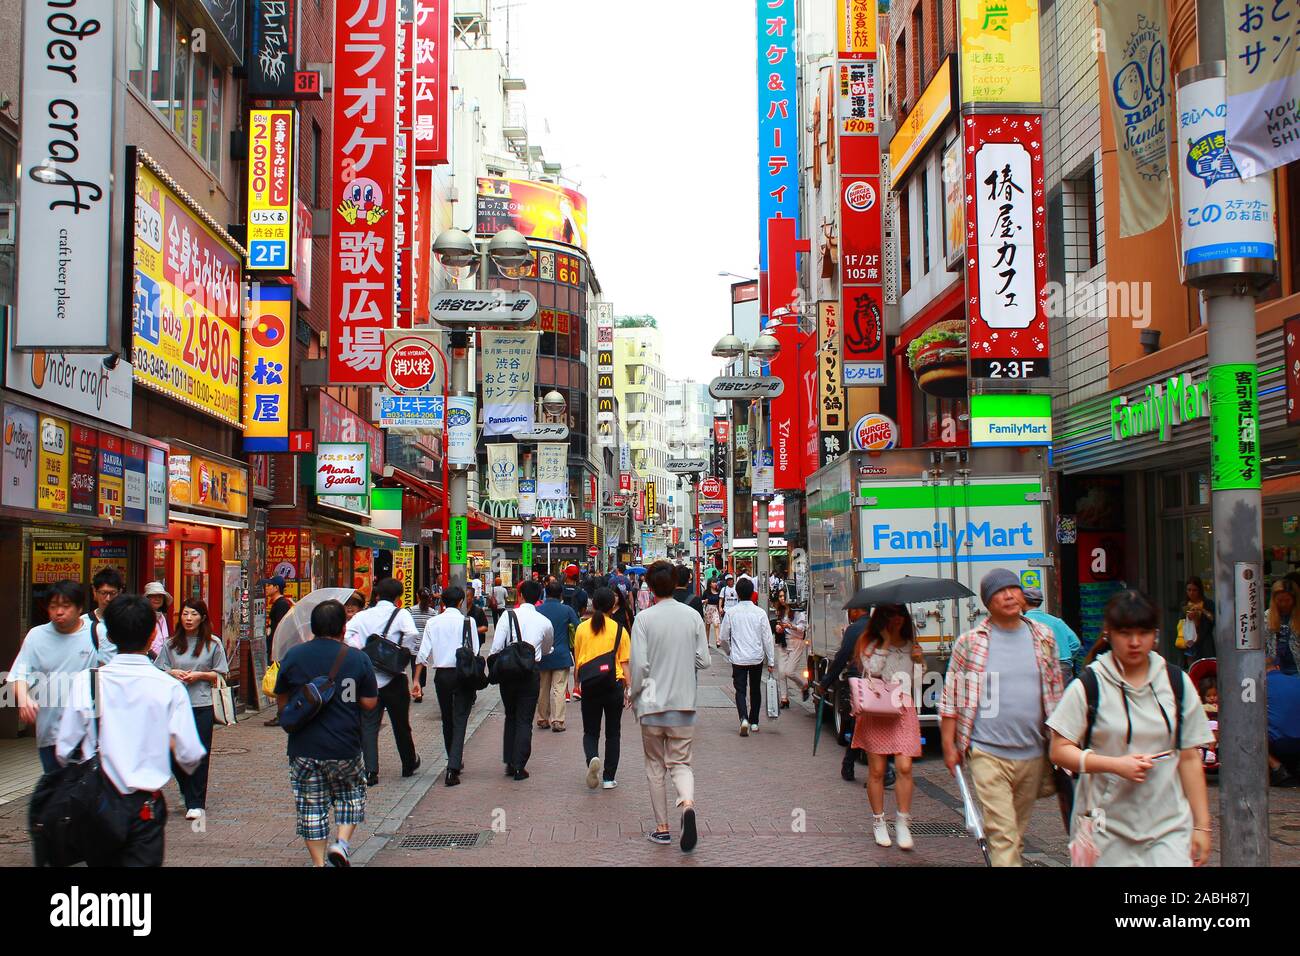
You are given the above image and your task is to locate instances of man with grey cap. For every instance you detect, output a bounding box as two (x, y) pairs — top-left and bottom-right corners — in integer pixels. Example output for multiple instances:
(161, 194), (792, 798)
(1021, 586), (1082, 681)
(940, 568), (1064, 866)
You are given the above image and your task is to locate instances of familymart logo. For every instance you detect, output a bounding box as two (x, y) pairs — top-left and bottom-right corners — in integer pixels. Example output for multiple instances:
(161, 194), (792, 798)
(1110, 372), (1210, 442)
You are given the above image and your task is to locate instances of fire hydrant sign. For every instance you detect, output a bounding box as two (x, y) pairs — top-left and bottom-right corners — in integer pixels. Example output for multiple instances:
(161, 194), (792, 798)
(383, 331), (441, 392)
(315, 442), (369, 496)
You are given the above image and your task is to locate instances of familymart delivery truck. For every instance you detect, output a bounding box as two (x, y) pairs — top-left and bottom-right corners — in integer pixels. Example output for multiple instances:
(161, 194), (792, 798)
(804, 447), (1054, 742)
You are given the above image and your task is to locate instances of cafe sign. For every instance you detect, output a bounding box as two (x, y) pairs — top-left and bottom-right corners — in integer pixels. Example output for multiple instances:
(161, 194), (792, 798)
(315, 442), (369, 495)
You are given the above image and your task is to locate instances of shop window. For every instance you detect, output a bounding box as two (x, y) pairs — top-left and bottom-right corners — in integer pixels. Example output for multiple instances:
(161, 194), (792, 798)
(128, 0), (148, 92)
(208, 62), (223, 177)
(1187, 469), (1210, 507)
(1161, 472), (1183, 509)
(172, 15), (191, 140)
(148, 1), (172, 118)
(136, 1), (223, 176)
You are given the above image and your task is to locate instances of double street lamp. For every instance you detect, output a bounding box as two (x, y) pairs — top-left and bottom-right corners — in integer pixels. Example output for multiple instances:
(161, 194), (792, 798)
(711, 331), (781, 610)
(431, 226), (535, 590)
(518, 389), (568, 577)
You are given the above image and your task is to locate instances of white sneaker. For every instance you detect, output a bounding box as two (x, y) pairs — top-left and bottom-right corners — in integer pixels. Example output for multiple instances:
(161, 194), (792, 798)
(586, 756), (602, 789)
(601, 779), (618, 790)
(872, 813), (892, 847)
(751, 722), (760, 734)
(185, 808), (203, 821)
(327, 841), (351, 867)
(739, 720), (750, 737)
(895, 812), (914, 851)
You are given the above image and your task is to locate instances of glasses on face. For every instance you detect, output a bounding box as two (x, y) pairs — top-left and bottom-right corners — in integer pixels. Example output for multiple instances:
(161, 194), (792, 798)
(95, 588), (120, 599)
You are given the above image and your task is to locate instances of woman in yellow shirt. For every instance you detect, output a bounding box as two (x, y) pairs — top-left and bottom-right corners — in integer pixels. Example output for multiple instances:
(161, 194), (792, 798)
(573, 587), (632, 790)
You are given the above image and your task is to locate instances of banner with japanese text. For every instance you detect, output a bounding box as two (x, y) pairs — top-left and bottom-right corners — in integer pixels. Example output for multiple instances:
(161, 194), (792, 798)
(1226, 0), (1300, 176)
(769, 320), (818, 491)
(964, 114), (1050, 380)
(395, 17), (415, 327)
(243, 284), (292, 452)
(537, 443), (568, 500)
(487, 444), (519, 502)
(249, 0), (300, 97)
(328, 0), (399, 383)
(247, 108), (297, 272)
(818, 301), (848, 466)
(415, 0), (450, 164)
(481, 331), (538, 436)
(957, 0), (1041, 105)
(757, 0), (800, 316)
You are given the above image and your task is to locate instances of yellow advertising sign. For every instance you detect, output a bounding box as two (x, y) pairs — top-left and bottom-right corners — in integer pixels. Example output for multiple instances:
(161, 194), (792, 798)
(959, 0), (1042, 105)
(888, 57), (956, 184)
(838, 0), (877, 56)
(246, 108), (296, 272)
(37, 415), (69, 513)
(32, 538), (84, 584)
(646, 481), (656, 517)
(131, 157), (244, 426)
(243, 284), (292, 451)
(168, 451), (249, 517)
(393, 546), (416, 609)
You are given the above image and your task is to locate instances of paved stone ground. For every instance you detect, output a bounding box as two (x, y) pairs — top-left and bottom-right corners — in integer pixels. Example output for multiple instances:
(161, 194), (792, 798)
(1, 648), (1298, 866)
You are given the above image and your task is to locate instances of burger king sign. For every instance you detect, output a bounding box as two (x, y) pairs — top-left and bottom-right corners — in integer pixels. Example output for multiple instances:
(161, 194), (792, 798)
(844, 180), (877, 213)
(850, 413), (899, 451)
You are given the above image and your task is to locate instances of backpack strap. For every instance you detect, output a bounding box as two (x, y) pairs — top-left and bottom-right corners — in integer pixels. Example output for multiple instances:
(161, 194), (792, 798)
(325, 641), (351, 687)
(507, 608), (521, 644)
(1080, 667), (1101, 752)
(1166, 660), (1185, 751)
(89, 617), (100, 653)
(462, 616), (475, 650)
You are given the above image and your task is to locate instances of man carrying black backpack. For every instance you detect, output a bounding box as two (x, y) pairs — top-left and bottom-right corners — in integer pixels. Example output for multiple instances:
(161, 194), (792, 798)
(276, 600), (378, 867)
(414, 586), (481, 787)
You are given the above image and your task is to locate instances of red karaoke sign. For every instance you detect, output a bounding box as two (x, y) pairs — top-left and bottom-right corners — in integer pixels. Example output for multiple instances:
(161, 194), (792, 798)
(328, 0), (399, 384)
(414, 0), (450, 165)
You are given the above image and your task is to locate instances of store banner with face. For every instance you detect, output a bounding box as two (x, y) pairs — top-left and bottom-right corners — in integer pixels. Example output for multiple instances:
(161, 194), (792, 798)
(487, 443), (518, 502)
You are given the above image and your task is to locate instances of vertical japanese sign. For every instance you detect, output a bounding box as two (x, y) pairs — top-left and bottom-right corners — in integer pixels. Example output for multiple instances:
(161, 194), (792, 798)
(249, 0), (300, 98)
(294, 200), (314, 308)
(480, 331), (539, 436)
(595, 303), (616, 448)
(244, 284), (293, 451)
(537, 444), (568, 500)
(247, 108), (297, 272)
(818, 302), (848, 466)
(414, 168), (433, 323)
(328, 0), (399, 384)
(15, 0), (115, 349)
(69, 424), (98, 518)
(394, 546), (416, 608)
(646, 481), (657, 518)
(98, 433), (124, 521)
(395, 15), (415, 328)
(964, 114), (1050, 380)
(37, 415), (69, 513)
(414, 0), (450, 164)
(1210, 364), (1261, 491)
(957, 0), (1042, 106)
(446, 397), (476, 467)
(1225, 0), (1300, 176)
(757, 0), (800, 314)
(837, 0), (885, 387)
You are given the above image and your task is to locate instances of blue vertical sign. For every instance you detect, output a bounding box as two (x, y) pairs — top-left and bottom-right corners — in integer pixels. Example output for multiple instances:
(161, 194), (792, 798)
(757, 0), (800, 302)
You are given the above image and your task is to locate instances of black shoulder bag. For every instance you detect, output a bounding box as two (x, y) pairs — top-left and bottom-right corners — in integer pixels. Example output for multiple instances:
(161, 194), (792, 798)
(364, 607), (410, 678)
(577, 621), (625, 697)
(488, 609), (536, 684)
(280, 641), (353, 733)
(456, 616), (489, 690)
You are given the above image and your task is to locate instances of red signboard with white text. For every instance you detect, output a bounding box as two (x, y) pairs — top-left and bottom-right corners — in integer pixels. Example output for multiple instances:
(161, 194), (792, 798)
(414, 0), (450, 165)
(395, 19), (415, 328)
(964, 113), (1050, 381)
(769, 319), (818, 491)
(328, 0), (399, 384)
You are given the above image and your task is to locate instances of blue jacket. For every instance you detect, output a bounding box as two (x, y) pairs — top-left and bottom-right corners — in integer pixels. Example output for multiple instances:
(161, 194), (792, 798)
(1025, 609), (1082, 663)
(537, 599), (579, 670)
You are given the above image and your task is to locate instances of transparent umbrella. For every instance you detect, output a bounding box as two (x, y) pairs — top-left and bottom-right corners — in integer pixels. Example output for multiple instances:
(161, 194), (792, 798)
(271, 588), (358, 662)
(954, 765), (991, 867)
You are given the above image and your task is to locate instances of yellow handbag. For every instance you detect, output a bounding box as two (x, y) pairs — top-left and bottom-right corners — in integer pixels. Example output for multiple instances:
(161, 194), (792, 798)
(261, 661), (280, 698)
(1175, 619), (1186, 650)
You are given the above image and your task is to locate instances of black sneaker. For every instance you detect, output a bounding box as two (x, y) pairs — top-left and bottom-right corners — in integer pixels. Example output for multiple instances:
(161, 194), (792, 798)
(646, 830), (672, 845)
(445, 769), (461, 787)
(505, 765), (516, 776)
(402, 756), (421, 778)
(365, 772), (379, 787)
(513, 769), (530, 781)
(841, 765), (855, 782)
(680, 808), (698, 853)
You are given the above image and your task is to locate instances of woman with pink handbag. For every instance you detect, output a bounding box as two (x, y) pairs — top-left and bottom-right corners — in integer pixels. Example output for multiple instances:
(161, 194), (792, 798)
(849, 604), (924, 850)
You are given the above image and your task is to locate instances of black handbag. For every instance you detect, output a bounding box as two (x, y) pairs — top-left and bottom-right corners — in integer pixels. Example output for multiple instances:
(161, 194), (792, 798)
(364, 607), (410, 678)
(577, 622), (624, 697)
(488, 609), (536, 684)
(456, 616), (489, 690)
(29, 670), (126, 867)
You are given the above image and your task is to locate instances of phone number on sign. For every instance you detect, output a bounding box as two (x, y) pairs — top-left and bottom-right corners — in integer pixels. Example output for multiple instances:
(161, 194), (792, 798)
(132, 346), (240, 422)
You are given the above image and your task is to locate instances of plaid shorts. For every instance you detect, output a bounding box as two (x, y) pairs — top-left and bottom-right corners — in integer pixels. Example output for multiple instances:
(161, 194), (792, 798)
(289, 755), (367, 842)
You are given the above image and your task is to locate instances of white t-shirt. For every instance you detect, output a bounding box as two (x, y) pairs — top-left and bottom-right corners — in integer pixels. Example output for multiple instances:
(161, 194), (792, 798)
(721, 586), (739, 611)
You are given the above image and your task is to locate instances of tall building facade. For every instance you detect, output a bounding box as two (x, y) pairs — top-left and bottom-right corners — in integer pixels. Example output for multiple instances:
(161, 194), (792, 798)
(665, 378), (716, 549)
(614, 324), (671, 557)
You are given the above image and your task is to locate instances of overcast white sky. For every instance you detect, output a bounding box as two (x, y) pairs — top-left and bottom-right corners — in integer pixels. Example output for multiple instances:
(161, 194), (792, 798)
(501, 0), (758, 382)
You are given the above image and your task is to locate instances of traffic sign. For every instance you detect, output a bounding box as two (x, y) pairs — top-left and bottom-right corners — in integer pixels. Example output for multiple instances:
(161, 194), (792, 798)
(587, 546), (600, 556)
(384, 332), (441, 392)
(430, 290), (538, 326)
(538, 529), (553, 544)
(667, 458), (708, 474)
(540, 516), (553, 529)
(704, 532), (719, 548)
(708, 376), (785, 401)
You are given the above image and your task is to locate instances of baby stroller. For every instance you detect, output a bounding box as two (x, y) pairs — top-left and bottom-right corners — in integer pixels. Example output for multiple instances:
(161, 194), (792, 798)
(1187, 657), (1219, 774)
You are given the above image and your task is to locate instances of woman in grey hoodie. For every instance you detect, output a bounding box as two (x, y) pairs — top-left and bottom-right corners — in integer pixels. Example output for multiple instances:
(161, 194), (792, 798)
(628, 561), (711, 851)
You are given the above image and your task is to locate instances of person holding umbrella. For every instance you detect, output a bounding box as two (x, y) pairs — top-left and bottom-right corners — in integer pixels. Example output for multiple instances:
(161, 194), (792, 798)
(940, 568), (1064, 867)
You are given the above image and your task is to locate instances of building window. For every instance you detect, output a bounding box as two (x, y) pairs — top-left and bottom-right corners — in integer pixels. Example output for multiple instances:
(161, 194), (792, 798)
(921, 164), (932, 275)
(136, 1), (223, 175)
(1064, 164), (1100, 273)
(912, 6), (925, 96)
(899, 183), (912, 295)
(896, 36), (908, 112)
(312, 121), (323, 207)
(128, 0), (148, 93)
(935, 0), (946, 61)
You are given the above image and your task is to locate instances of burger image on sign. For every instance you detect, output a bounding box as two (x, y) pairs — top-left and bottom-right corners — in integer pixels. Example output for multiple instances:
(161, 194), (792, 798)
(851, 414), (900, 451)
(906, 319), (967, 398)
(844, 179), (877, 212)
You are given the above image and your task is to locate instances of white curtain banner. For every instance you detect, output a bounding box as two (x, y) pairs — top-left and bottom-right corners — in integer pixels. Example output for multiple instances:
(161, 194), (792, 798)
(1226, 0), (1300, 176)
(487, 443), (518, 502)
(481, 331), (539, 436)
(1099, 0), (1172, 236)
(536, 443), (568, 499)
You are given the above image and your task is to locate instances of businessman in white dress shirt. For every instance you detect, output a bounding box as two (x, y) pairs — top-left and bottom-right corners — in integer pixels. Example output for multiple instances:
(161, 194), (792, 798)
(414, 585), (480, 787)
(57, 594), (205, 867)
(489, 578), (554, 780)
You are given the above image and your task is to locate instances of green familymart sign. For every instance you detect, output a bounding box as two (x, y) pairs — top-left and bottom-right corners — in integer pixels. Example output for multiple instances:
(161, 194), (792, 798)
(1110, 372), (1211, 442)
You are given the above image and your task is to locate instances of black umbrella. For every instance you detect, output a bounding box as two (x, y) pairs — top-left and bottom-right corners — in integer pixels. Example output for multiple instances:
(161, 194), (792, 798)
(842, 575), (974, 610)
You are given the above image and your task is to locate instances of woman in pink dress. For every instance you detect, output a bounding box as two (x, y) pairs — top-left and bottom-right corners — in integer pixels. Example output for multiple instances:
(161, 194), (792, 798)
(850, 604), (924, 850)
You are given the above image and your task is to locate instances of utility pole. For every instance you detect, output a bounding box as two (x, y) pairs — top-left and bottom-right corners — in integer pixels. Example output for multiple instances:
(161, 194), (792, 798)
(449, 329), (470, 590)
(755, 395), (771, 613)
(1193, 0), (1272, 867)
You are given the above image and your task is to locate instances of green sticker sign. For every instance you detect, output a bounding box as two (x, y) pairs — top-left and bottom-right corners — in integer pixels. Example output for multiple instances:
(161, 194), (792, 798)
(450, 515), (468, 565)
(522, 540), (534, 568)
(1209, 363), (1260, 491)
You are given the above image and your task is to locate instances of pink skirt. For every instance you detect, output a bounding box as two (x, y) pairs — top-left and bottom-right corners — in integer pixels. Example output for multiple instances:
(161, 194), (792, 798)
(851, 701), (922, 757)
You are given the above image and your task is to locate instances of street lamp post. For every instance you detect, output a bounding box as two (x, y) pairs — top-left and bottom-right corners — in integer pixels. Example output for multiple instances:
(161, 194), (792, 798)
(518, 389), (567, 580)
(432, 226), (534, 591)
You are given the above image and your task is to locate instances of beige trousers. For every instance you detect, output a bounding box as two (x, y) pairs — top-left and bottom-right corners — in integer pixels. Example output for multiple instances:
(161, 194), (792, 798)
(641, 724), (695, 828)
(967, 746), (1045, 867)
(535, 669), (568, 725)
(779, 642), (808, 700)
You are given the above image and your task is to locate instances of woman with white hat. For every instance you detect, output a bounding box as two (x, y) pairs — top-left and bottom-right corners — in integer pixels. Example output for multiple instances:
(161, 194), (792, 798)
(144, 581), (172, 658)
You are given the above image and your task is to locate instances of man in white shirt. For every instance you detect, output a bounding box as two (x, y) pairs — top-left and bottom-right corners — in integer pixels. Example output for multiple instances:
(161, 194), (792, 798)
(488, 578), (554, 780)
(414, 585), (480, 787)
(719, 578), (776, 736)
(490, 576), (510, 626)
(720, 575), (740, 618)
(345, 578), (422, 785)
(55, 594), (205, 867)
